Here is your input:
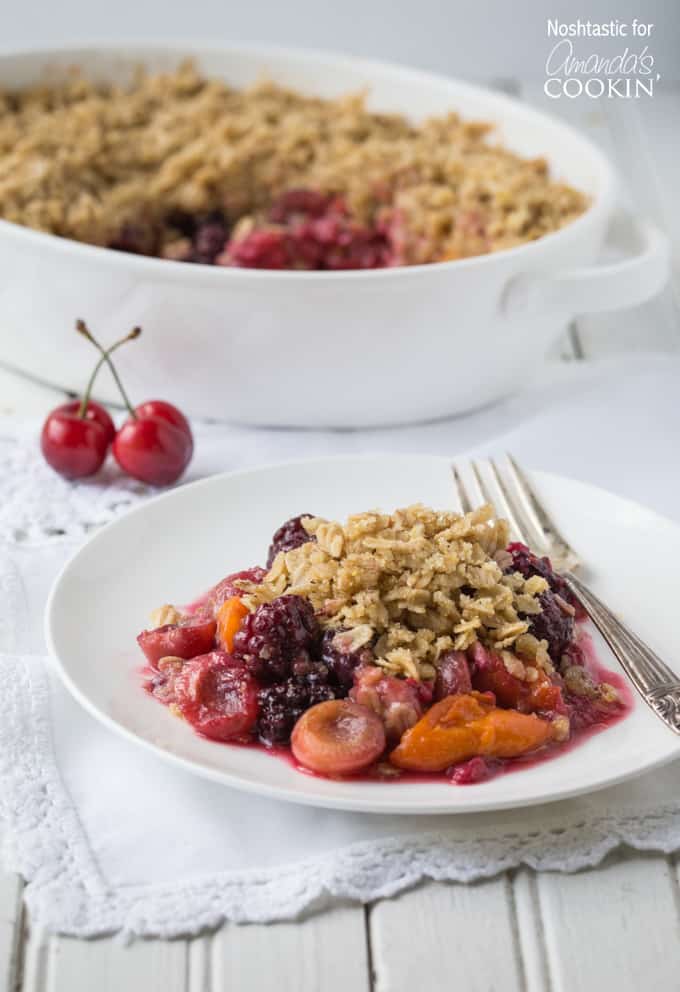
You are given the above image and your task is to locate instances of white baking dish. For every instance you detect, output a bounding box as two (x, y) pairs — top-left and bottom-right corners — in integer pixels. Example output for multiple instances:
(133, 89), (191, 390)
(0, 43), (669, 427)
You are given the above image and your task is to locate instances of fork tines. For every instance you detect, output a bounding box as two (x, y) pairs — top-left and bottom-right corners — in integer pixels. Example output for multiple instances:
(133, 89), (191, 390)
(452, 456), (580, 573)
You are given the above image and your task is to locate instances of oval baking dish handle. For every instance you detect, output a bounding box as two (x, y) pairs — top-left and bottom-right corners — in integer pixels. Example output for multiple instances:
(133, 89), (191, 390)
(502, 215), (670, 317)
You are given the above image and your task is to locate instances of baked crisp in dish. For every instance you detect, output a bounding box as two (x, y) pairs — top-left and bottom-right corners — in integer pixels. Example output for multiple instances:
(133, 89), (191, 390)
(138, 505), (629, 783)
(0, 63), (587, 269)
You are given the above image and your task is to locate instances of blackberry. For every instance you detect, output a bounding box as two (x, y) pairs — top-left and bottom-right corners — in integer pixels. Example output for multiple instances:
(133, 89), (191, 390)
(508, 542), (581, 660)
(508, 542), (583, 616)
(109, 222), (157, 256)
(321, 628), (374, 691)
(192, 219), (229, 264)
(257, 676), (336, 745)
(232, 594), (320, 683)
(528, 591), (575, 664)
(266, 514), (315, 568)
(164, 210), (197, 237)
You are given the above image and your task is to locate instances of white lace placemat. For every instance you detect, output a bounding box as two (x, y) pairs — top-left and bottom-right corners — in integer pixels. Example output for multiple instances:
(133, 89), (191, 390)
(0, 419), (151, 545)
(2, 354), (680, 939)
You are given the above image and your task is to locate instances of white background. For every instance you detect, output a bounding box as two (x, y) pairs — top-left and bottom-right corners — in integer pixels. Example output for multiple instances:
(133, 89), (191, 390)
(2, 0), (679, 82)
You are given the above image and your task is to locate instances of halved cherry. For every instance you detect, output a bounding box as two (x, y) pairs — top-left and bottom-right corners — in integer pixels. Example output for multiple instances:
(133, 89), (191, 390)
(350, 667), (426, 742)
(137, 615), (217, 668)
(291, 700), (386, 776)
(207, 567), (267, 612)
(174, 651), (258, 741)
(145, 656), (185, 705)
(470, 643), (563, 714)
(434, 650), (472, 700)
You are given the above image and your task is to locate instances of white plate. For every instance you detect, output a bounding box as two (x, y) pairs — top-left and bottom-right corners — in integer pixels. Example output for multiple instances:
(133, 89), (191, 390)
(45, 455), (680, 814)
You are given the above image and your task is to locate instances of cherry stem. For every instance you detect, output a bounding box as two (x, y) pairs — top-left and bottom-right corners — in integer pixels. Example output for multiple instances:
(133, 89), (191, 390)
(77, 335), (136, 418)
(76, 319), (141, 418)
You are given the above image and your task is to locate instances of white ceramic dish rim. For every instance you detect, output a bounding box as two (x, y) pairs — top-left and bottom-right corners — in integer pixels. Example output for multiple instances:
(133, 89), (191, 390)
(0, 39), (615, 286)
(44, 454), (680, 815)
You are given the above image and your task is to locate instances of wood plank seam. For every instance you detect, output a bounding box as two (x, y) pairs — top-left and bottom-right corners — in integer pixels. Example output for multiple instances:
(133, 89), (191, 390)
(567, 323), (584, 361)
(504, 872), (529, 992)
(19, 923), (50, 992)
(528, 872), (556, 992)
(10, 903), (25, 992)
(668, 853), (680, 923)
(364, 905), (376, 992)
(6, 885), (23, 992)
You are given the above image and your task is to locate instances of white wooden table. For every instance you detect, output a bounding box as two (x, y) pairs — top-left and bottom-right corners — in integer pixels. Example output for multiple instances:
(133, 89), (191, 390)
(1, 81), (679, 992)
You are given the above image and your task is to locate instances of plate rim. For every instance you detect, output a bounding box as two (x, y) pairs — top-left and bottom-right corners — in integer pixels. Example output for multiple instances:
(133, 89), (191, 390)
(44, 453), (680, 814)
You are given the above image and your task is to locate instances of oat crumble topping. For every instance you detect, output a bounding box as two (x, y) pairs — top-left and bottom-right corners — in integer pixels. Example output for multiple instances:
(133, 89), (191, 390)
(240, 504), (553, 678)
(0, 62), (588, 265)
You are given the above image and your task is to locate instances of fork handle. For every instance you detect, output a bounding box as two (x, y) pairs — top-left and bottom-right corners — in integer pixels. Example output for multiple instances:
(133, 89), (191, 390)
(564, 573), (680, 735)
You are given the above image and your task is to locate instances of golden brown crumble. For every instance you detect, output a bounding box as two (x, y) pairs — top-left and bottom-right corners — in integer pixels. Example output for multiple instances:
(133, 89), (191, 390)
(0, 62), (588, 263)
(240, 504), (552, 678)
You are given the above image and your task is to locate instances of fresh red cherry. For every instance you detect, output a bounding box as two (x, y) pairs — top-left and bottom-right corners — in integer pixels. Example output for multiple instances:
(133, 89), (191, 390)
(40, 322), (141, 480)
(41, 400), (115, 479)
(133, 400), (192, 440)
(113, 404), (193, 486)
(55, 398), (116, 443)
(70, 320), (194, 487)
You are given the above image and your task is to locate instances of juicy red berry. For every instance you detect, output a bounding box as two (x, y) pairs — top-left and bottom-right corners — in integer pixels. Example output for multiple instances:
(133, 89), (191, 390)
(350, 666), (426, 742)
(434, 650), (472, 700)
(174, 651), (259, 741)
(113, 409), (193, 486)
(267, 514), (315, 568)
(232, 595), (320, 683)
(145, 657), (185, 705)
(41, 400), (115, 479)
(562, 681), (623, 731)
(447, 756), (499, 785)
(469, 642), (563, 713)
(222, 192), (392, 271)
(133, 400), (192, 440)
(321, 628), (374, 690)
(226, 228), (290, 269)
(208, 567), (267, 611)
(56, 399), (115, 443)
(137, 615), (217, 668)
(257, 676), (336, 745)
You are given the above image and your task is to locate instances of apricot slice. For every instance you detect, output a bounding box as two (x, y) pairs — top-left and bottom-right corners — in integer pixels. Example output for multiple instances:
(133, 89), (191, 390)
(216, 597), (249, 652)
(390, 692), (554, 772)
(291, 700), (386, 776)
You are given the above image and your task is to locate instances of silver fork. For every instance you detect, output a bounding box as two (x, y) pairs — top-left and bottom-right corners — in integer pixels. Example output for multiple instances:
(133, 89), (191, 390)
(452, 454), (680, 735)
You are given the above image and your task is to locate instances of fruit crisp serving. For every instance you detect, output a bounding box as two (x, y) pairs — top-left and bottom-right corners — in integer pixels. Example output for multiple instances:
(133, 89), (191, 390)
(138, 505), (629, 783)
(0, 63), (587, 269)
